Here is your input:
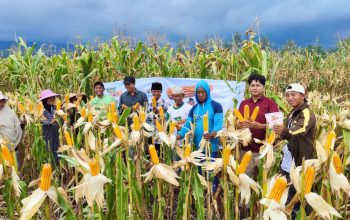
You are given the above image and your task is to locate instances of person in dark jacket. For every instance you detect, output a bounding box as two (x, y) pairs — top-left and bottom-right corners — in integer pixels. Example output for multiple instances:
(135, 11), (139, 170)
(273, 83), (316, 219)
(40, 89), (61, 165)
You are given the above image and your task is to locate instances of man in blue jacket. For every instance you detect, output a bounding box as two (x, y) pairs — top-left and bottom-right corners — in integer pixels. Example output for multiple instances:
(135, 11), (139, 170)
(176, 80), (223, 157)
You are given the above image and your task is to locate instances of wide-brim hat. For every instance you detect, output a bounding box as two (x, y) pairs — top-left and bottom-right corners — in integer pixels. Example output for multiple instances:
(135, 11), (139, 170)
(39, 89), (60, 101)
(0, 92), (9, 100)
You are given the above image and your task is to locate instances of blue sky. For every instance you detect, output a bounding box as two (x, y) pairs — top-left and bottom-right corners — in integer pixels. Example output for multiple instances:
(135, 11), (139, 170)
(1, 0), (350, 48)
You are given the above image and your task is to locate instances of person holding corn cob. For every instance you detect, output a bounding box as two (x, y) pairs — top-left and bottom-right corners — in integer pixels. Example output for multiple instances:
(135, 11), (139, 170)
(91, 81), (115, 117)
(237, 74), (279, 177)
(118, 76), (148, 113)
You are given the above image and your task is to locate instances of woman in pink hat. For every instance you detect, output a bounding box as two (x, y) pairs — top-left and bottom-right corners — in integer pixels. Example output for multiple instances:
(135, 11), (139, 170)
(39, 89), (60, 164)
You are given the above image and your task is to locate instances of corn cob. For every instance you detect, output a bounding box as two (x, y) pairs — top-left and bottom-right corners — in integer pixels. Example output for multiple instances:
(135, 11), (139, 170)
(56, 99), (62, 111)
(152, 97), (157, 108)
(170, 122), (176, 134)
(114, 126), (123, 140)
(234, 109), (244, 121)
(324, 131), (336, 153)
(112, 112), (118, 124)
(110, 102), (116, 113)
(88, 112), (93, 123)
(149, 145), (159, 165)
(63, 114), (68, 122)
(80, 107), (87, 118)
(223, 145), (231, 167)
(133, 102), (140, 110)
(18, 103), (25, 113)
(203, 113), (209, 132)
(39, 163), (52, 191)
(184, 144), (191, 158)
(250, 106), (259, 121)
(1, 145), (14, 166)
(155, 119), (163, 132)
(159, 107), (164, 121)
(237, 151), (252, 174)
(65, 94), (70, 105)
(140, 112), (146, 124)
(64, 131), (73, 146)
(89, 158), (99, 176)
(133, 115), (140, 131)
(268, 176), (287, 202)
(333, 152), (343, 174)
(244, 105), (250, 120)
(267, 131), (276, 145)
(107, 112), (112, 122)
(304, 166), (315, 194)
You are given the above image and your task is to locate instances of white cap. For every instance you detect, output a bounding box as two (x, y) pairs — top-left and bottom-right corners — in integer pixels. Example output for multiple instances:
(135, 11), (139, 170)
(0, 92), (8, 100)
(285, 83), (305, 94)
(171, 87), (184, 95)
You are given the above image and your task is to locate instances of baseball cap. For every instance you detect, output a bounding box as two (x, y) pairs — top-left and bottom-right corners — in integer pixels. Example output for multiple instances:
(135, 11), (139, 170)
(285, 83), (305, 94)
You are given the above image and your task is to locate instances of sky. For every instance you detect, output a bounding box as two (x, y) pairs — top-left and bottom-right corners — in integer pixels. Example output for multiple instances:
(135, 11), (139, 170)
(1, 0), (350, 48)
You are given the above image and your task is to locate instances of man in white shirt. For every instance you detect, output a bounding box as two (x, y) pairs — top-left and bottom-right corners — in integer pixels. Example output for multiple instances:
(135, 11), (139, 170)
(167, 87), (192, 133)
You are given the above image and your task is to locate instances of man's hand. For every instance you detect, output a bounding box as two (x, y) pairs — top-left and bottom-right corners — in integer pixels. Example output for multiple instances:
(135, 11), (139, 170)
(273, 124), (285, 135)
(121, 104), (128, 110)
(152, 107), (159, 114)
(245, 120), (266, 130)
(176, 134), (181, 140)
(237, 121), (249, 129)
(203, 132), (217, 141)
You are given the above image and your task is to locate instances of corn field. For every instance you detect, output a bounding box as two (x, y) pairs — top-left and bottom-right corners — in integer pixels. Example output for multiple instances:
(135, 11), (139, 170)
(0, 35), (350, 219)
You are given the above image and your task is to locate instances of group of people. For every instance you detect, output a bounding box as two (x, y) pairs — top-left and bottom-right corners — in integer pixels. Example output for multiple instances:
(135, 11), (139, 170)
(0, 74), (315, 217)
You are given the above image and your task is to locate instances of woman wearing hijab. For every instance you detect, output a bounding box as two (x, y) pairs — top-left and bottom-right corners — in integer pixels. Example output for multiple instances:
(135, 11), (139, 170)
(39, 89), (60, 164)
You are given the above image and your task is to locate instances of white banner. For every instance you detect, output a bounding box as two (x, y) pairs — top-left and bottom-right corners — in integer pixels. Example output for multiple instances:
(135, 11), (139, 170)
(104, 77), (246, 113)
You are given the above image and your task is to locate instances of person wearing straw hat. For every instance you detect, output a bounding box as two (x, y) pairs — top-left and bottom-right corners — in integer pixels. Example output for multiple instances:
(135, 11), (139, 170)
(39, 89), (61, 164)
(0, 91), (23, 152)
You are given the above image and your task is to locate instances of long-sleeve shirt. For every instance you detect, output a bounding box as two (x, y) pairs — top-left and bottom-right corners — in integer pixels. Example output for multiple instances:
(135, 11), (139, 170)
(0, 106), (23, 150)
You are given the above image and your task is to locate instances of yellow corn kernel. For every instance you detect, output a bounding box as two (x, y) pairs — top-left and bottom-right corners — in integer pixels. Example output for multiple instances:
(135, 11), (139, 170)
(324, 131), (336, 153)
(244, 105), (250, 120)
(112, 112), (118, 124)
(39, 163), (52, 191)
(140, 112), (146, 124)
(237, 151), (252, 174)
(65, 94), (70, 105)
(152, 97), (157, 108)
(223, 145), (231, 167)
(88, 112), (93, 123)
(56, 99), (62, 111)
(304, 166), (315, 194)
(133, 115), (140, 131)
(234, 109), (244, 121)
(155, 119), (163, 132)
(268, 176), (287, 202)
(18, 103), (25, 113)
(114, 126), (123, 140)
(149, 145), (159, 165)
(1, 145), (14, 166)
(250, 106), (259, 121)
(184, 144), (191, 158)
(267, 131), (276, 145)
(64, 131), (73, 146)
(89, 158), (99, 176)
(159, 107), (164, 120)
(333, 152), (343, 174)
(170, 122), (176, 134)
(80, 107), (87, 118)
(203, 113), (209, 132)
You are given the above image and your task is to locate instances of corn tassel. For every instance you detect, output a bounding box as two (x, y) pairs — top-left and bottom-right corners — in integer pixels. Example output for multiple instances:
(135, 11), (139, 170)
(223, 145), (231, 167)
(80, 108), (87, 118)
(184, 144), (191, 158)
(39, 164), (52, 191)
(267, 131), (276, 145)
(149, 145), (159, 165)
(56, 99), (62, 111)
(333, 152), (343, 174)
(89, 158), (99, 176)
(155, 119), (163, 132)
(304, 166), (315, 194)
(234, 109), (244, 121)
(203, 113), (209, 132)
(268, 176), (287, 202)
(250, 106), (259, 121)
(237, 151), (252, 174)
(324, 131), (336, 153)
(1, 145), (14, 166)
(64, 131), (73, 146)
(133, 115), (140, 131)
(244, 105), (250, 120)
(114, 126), (123, 140)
